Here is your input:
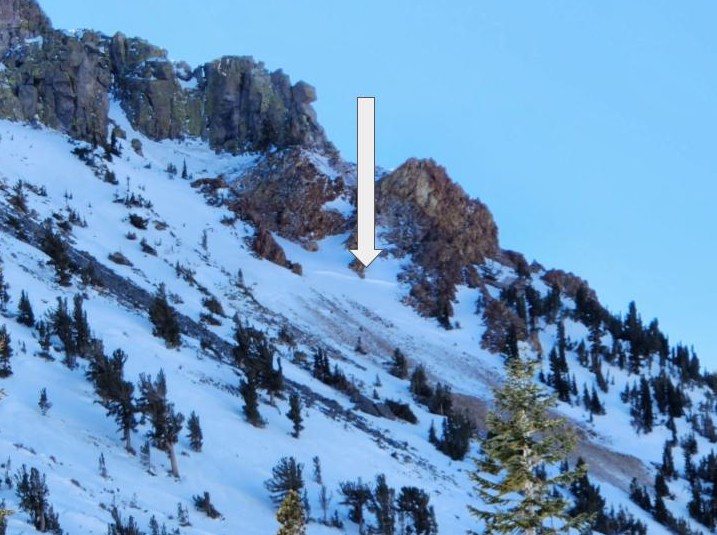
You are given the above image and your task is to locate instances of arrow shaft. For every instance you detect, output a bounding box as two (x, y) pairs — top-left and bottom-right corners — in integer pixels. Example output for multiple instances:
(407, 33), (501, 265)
(356, 97), (376, 249)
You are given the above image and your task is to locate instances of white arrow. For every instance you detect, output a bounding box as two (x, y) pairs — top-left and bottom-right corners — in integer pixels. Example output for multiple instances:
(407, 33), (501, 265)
(350, 97), (383, 267)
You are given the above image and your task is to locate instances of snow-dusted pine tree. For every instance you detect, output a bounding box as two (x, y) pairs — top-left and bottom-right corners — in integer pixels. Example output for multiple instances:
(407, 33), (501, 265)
(468, 354), (592, 534)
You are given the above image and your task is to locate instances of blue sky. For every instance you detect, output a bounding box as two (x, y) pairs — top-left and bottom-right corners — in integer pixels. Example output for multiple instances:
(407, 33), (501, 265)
(41, 1), (717, 366)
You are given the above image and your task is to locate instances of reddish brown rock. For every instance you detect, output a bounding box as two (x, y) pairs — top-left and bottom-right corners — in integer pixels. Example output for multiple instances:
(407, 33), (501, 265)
(230, 148), (351, 243)
(351, 158), (500, 325)
(252, 226), (302, 275)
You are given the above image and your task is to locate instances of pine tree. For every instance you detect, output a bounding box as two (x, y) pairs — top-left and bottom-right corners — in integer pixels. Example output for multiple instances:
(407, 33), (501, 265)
(312, 456), (322, 485)
(72, 294), (91, 356)
(339, 479), (372, 530)
(369, 473), (396, 535)
(0, 326), (11, 378)
(548, 346), (570, 403)
(468, 355), (591, 535)
(630, 376), (654, 433)
(14, 465), (62, 533)
(0, 265), (9, 313)
(568, 458), (604, 532)
(318, 485), (331, 525)
(240, 378), (263, 426)
(137, 370), (184, 478)
(17, 290), (34, 327)
(276, 489), (306, 535)
(409, 365), (433, 401)
(265, 457), (304, 505)
(177, 502), (190, 527)
(140, 439), (152, 474)
(88, 347), (137, 451)
(396, 486), (438, 535)
(50, 296), (76, 367)
(287, 392), (304, 438)
(106, 363), (137, 452)
(40, 220), (73, 286)
(428, 383), (453, 416)
(149, 283), (181, 348)
(107, 507), (142, 535)
(98, 453), (108, 479)
(661, 441), (676, 479)
(38, 388), (52, 415)
(434, 411), (474, 460)
(389, 348), (408, 379)
(187, 411), (203, 452)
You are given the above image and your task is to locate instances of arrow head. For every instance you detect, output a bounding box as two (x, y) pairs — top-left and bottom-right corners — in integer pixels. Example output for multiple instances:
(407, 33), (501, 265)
(350, 248), (384, 268)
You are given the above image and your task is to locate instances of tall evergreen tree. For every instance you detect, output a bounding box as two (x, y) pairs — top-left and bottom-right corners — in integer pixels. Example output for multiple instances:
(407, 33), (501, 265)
(187, 411), (203, 452)
(149, 284), (181, 348)
(137, 370), (184, 477)
(0, 326), (11, 378)
(107, 363), (137, 452)
(87, 347), (137, 451)
(630, 376), (654, 433)
(72, 294), (91, 356)
(548, 346), (570, 403)
(276, 490), (306, 535)
(17, 290), (34, 327)
(468, 355), (591, 535)
(287, 392), (304, 438)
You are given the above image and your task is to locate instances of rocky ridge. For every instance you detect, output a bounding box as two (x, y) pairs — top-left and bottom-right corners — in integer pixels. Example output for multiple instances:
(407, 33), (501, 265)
(0, 0), (329, 153)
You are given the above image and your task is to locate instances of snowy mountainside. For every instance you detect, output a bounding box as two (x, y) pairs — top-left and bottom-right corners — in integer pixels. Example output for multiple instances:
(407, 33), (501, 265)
(0, 114), (510, 534)
(1, 2), (717, 533)
(0, 106), (711, 535)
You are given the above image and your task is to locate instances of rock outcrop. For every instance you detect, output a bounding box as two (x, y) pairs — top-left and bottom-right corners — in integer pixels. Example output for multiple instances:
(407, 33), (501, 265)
(252, 226), (302, 275)
(230, 148), (351, 245)
(0, 0), (329, 153)
(0, 2), (110, 143)
(348, 158), (500, 326)
(376, 158), (499, 264)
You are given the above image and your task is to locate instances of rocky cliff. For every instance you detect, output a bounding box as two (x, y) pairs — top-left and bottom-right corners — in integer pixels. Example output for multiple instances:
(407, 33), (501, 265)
(0, 0), (329, 152)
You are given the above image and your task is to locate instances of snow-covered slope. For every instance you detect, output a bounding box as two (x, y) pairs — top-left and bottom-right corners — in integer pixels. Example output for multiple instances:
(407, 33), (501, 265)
(0, 107), (713, 535)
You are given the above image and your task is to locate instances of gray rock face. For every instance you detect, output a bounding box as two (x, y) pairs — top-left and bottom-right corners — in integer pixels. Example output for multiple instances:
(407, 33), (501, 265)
(0, 26), (111, 143)
(0, 0), (329, 153)
(0, 0), (51, 56)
